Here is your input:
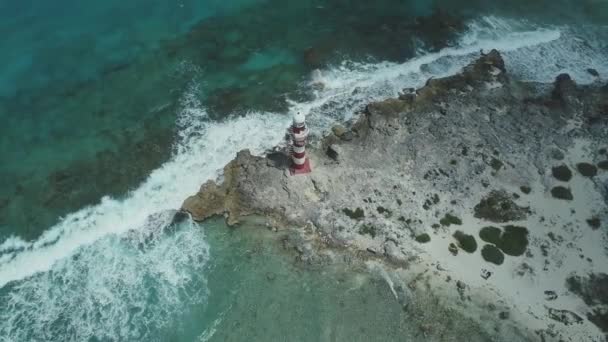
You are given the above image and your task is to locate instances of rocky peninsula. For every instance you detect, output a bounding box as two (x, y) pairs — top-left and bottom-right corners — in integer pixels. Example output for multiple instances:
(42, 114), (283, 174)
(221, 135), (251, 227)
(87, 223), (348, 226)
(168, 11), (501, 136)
(182, 51), (608, 341)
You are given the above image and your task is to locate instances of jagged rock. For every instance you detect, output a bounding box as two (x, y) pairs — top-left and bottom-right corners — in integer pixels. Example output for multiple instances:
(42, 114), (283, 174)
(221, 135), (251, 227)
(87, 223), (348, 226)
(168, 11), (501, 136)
(340, 131), (354, 141)
(547, 307), (583, 326)
(550, 148), (565, 160)
(566, 273), (608, 307)
(415, 50), (506, 104)
(587, 68), (600, 77)
(448, 243), (459, 256)
(332, 125), (347, 138)
(587, 309), (608, 333)
(366, 98), (412, 119)
(384, 240), (405, 263)
(544, 291), (558, 301)
(182, 149), (285, 224)
(398, 92), (416, 103)
(171, 210), (190, 225)
(481, 269), (492, 280)
(266, 151), (290, 169)
(552, 73), (577, 104)
(326, 144), (343, 161)
(474, 190), (530, 223)
(182, 180), (230, 221)
(566, 273), (608, 333)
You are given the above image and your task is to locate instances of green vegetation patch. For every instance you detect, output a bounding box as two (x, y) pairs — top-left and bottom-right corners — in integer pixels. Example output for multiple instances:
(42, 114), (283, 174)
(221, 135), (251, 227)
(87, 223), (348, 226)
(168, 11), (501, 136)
(481, 244), (504, 265)
(415, 233), (431, 243)
(552, 165), (572, 182)
(586, 217), (601, 230)
(440, 213), (462, 227)
(343, 207), (365, 220)
(490, 157), (504, 171)
(576, 162), (598, 177)
(358, 224), (376, 238)
(478, 225), (528, 256)
(519, 186), (531, 194)
(453, 231), (477, 253)
(499, 225), (529, 256)
(376, 206), (392, 217)
(551, 186), (573, 200)
(479, 226), (501, 245)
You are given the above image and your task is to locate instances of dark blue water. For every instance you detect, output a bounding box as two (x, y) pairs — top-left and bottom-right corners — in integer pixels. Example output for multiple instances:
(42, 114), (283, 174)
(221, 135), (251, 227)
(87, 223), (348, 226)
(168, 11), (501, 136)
(0, 1), (607, 341)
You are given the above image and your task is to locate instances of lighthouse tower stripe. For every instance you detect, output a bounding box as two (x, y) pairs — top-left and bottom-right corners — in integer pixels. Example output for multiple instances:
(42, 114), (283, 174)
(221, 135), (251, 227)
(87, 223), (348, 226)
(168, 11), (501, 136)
(292, 125), (306, 134)
(289, 112), (311, 174)
(293, 156), (306, 166)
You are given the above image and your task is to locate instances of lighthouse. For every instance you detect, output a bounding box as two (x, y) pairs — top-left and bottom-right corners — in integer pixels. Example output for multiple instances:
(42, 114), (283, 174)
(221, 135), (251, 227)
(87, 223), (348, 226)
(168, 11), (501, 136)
(289, 112), (311, 175)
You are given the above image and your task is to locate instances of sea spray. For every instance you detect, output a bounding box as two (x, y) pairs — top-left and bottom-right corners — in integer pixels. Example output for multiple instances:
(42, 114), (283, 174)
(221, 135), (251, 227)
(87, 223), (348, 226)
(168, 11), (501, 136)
(301, 16), (608, 136)
(296, 17), (564, 134)
(0, 105), (288, 287)
(0, 215), (210, 341)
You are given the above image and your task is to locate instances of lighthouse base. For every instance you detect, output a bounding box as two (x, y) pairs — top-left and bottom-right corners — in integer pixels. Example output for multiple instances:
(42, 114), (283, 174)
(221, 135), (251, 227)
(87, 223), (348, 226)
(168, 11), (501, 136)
(289, 158), (312, 176)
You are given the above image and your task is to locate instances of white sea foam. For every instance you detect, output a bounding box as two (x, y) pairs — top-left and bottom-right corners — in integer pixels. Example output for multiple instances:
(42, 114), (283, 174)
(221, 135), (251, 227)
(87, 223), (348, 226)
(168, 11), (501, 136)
(297, 18), (562, 132)
(0, 215), (210, 341)
(301, 16), (608, 133)
(0, 93), (289, 288)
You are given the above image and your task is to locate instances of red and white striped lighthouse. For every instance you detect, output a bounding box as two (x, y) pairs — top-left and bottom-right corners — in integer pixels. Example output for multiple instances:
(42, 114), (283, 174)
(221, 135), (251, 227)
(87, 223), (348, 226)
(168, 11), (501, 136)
(289, 112), (311, 175)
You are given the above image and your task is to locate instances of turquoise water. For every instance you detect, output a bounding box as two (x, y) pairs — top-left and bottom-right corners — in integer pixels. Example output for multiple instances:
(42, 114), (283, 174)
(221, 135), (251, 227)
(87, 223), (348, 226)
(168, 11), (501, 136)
(1, 1), (608, 341)
(0, 216), (506, 341)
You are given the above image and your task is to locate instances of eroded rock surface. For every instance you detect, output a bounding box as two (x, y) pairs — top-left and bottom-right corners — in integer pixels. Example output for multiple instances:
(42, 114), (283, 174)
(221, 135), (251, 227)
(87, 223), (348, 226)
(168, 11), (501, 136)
(182, 50), (608, 340)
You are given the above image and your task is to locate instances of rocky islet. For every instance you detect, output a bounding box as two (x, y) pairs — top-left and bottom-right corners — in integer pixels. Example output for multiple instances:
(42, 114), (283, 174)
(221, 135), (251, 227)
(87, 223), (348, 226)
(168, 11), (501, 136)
(182, 51), (608, 339)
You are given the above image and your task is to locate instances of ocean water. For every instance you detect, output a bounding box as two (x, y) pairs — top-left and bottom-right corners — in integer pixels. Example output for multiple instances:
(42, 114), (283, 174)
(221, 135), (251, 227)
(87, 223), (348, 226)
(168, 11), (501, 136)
(1, 1), (607, 341)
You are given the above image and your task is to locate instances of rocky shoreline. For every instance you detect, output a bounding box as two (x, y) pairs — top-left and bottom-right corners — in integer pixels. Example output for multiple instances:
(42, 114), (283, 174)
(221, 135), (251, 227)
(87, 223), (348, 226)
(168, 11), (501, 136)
(182, 51), (608, 341)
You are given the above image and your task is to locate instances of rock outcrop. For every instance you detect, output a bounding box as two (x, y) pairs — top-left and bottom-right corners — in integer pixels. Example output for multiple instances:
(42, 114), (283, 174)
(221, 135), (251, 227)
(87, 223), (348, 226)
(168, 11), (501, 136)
(182, 50), (608, 340)
(183, 50), (606, 232)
